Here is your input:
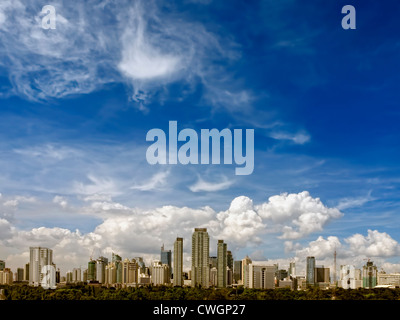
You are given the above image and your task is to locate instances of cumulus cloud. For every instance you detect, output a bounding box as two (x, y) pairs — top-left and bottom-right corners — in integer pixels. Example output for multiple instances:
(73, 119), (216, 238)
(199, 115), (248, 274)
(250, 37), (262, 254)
(214, 196), (265, 247)
(3, 191), (396, 276)
(345, 230), (400, 257)
(256, 191), (342, 239)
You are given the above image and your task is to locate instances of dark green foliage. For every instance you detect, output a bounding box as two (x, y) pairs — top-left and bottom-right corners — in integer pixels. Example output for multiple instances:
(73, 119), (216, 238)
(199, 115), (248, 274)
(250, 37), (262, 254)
(2, 284), (400, 300)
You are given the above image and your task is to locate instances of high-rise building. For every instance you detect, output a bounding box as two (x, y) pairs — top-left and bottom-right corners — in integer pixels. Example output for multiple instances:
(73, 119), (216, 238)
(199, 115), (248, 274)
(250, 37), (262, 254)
(96, 256), (108, 284)
(289, 262), (296, 276)
(217, 240), (227, 288)
(88, 259), (97, 282)
(72, 268), (81, 283)
(0, 268), (13, 285)
(105, 262), (117, 285)
(191, 228), (210, 288)
(0, 260), (5, 271)
(24, 263), (29, 281)
(242, 256), (252, 287)
(161, 245), (172, 276)
(151, 260), (170, 286)
(314, 266), (330, 288)
(16, 268), (24, 282)
(173, 237), (183, 286)
(122, 258), (138, 284)
(306, 256), (316, 287)
(244, 263), (275, 289)
(233, 260), (242, 284)
(210, 267), (218, 287)
(29, 247), (53, 286)
(209, 256), (218, 269)
(227, 251), (233, 270)
(112, 253), (122, 284)
(340, 265), (362, 289)
(363, 260), (378, 288)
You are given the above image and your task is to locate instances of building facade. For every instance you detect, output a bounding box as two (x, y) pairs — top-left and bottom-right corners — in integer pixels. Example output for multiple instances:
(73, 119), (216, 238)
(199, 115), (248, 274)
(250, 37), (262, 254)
(173, 237), (183, 286)
(217, 240), (227, 288)
(191, 228), (210, 288)
(29, 247), (53, 286)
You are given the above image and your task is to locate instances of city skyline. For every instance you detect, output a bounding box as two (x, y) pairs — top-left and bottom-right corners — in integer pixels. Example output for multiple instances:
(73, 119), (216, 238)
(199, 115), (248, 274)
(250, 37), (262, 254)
(0, 228), (395, 284)
(1, 0), (400, 286)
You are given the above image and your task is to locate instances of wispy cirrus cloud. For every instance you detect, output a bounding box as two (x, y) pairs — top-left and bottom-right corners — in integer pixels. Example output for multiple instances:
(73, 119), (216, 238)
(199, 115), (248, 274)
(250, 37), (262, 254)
(189, 175), (235, 192)
(130, 170), (170, 191)
(0, 0), (246, 113)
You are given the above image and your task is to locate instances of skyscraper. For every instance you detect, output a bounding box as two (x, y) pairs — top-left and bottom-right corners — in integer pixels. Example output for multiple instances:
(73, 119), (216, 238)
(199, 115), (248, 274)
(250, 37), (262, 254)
(242, 256), (252, 287)
(233, 260), (242, 284)
(88, 259), (96, 282)
(96, 256), (108, 284)
(151, 260), (170, 286)
(217, 240), (227, 288)
(122, 258), (138, 284)
(363, 260), (378, 288)
(306, 256), (316, 287)
(29, 247), (53, 286)
(161, 244), (172, 276)
(173, 237), (183, 286)
(191, 228), (210, 288)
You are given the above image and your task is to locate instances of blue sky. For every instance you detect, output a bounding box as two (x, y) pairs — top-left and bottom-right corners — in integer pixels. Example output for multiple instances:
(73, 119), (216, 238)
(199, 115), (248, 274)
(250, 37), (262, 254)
(1, 0), (400, 274)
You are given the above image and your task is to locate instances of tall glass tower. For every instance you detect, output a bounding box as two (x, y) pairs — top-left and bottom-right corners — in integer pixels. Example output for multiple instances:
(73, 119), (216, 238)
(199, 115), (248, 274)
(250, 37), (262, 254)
(161, 244), (172, 276)
(306, 256), (316, 287)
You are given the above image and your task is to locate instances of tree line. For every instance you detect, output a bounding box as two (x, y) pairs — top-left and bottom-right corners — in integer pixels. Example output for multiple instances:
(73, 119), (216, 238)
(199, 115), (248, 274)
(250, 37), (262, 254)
(1, 284), (400, 300)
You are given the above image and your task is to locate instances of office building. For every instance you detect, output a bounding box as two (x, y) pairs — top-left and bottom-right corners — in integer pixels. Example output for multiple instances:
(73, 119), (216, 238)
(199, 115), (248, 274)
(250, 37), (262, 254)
(339, 265), (362, 289)
(314, 266), (330, 288)
(0, 260), (5, 271)
(233, 260), (242, 284)
(377, 272), (400, 287)
(122, 258), (139, 284)
(161, 245), (172, 276)
(16, 268), (24, 282)
(88, 259), (96, 282)
(191, 228), (210, 288)
(306, 256), (316, 287)
(242, 256), (252, 287)
(244, 263), (275, 289)
(363, 260), (378, 288)
(289, 262), (296, 276)
(29, 247), (53, 286)
(217, 240), (227, 288)
(96, 256), (108, 284)
(173, 237), (184, 286)
(151, 260), (170, 286)
(24, 263), (29, 281)
(72, 268), (81, 283)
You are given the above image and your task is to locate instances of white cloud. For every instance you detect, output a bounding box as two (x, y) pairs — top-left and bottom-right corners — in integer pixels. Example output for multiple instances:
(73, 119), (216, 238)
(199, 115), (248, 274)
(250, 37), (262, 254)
(345, 230), (400, 257)
(336, 191), (374, 210)
(269, 131), (311, 144)
(0, 0), (245, 112)
(53, 196), (68, 209)
(256, 191), (342, 239)
(1, 191), (399, 276)
(189, 175), (235, 192)
(130, 170), (170, 191)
